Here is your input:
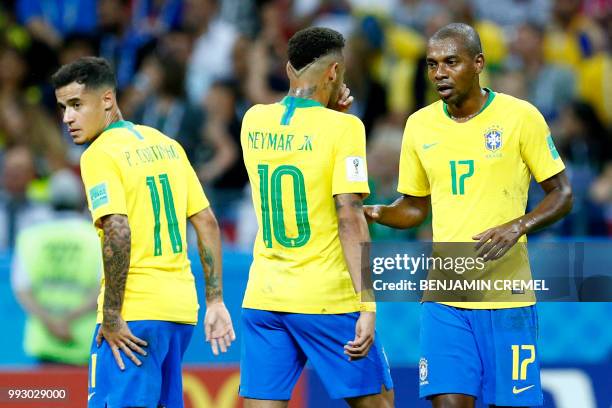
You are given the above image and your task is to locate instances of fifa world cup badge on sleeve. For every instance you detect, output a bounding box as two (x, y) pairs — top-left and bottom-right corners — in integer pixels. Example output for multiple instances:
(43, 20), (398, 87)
(346, 156), (367, 182)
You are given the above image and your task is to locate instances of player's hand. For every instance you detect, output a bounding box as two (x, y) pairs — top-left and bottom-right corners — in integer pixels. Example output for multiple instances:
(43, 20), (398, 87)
(364, 205), (385, 224)
(344, 311), (375, 361)
(330, 83), (353, 113)
(97, 316), (148, 370)
(473, 219), (525, 261)
(45, 318), (74, 343)
(204, 301), (236, 356)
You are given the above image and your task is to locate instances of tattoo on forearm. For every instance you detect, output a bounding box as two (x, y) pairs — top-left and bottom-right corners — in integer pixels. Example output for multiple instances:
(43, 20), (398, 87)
(335, 198), (363, 210)
(101, 215), (131, 330)
(198, 239), (222, 301)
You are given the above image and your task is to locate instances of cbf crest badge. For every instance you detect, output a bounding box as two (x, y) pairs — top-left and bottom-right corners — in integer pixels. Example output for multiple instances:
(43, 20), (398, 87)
(484, 126), (503, 152)
(419, 357), (429, 385)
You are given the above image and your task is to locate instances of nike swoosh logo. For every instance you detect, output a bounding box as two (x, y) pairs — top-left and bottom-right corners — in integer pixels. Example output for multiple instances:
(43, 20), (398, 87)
(423, 143), (438, 150)
(88, 392), (95, 401)
(512, 385), (535, 394)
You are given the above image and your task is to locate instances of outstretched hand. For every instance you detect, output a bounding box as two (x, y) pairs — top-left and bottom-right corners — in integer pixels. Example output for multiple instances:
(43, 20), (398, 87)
(97, 316), (148, 370)
(204, 301), (236, 356)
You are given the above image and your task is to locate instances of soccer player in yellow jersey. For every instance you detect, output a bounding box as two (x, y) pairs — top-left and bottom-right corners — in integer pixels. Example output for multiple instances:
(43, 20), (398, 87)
(239, 28), (394, 407)
(366, 24), (573, 408)
(52, 57), (235, 408)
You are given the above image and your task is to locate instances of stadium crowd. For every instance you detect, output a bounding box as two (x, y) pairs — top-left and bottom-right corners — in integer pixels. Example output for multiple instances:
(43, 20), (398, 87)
(0, 0), (610, 251)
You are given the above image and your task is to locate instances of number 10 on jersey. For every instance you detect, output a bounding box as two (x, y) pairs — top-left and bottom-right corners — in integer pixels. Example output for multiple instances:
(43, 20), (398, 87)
(258, 164), (311, 248)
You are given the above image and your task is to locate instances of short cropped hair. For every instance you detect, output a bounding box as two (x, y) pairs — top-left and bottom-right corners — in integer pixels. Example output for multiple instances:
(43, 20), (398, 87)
(287, 27), (345, 70)
(430, 23), (482, 57)
(51, 56), (116, 90)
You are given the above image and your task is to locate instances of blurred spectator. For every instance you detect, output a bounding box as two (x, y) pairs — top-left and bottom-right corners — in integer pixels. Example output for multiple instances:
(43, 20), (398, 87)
(15, 0), (97, 50)
(245, 1), (289, 105)
(0, 44), (66, 170)
(199, 80), (248, 241)
(591, 162), (612, 235)
(184, 0), (238, 105)
(290, 0), (355, 37)
(344, 34), (388, 135)
(365, 124), (432, 239)
(393, 0), (444, 33)
(57, 34), (97, 66)
(470, 0), (550, 31)
(132, 54), (208, 166)
(576, 43), (611, 126)
(0, 147), (52, 250)
(0, 4), (30, 52)
(131, 0), (183, 43)
(11, 169), (100, 365)
(554, 101), (610, 235)
(544, 0), (606, 69)
(97, 0), (154, 90)
(449, 0), (508, 71)
(509, 22), (575, 121)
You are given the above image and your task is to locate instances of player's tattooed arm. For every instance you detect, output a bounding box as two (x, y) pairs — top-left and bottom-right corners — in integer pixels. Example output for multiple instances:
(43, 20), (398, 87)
(190, 207), (235, 354)
(335, 193), (370, 294)
(190, 207), (223, 303)
(335, 193), (377, 360)
(96, 214), (148, 370)
(99, 214), (131, 330)
(364, 194), (430, 229)
(198, 237), (222, 301)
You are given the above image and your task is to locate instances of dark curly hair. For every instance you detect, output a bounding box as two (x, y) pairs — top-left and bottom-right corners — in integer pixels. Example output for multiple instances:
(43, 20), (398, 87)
(51, 56), (116, 90)
(288, 27), (345, 70)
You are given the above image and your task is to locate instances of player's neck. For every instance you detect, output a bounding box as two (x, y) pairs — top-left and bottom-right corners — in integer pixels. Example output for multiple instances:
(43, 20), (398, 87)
(446, 87), (488, 122)
(102, 110), (124, 133)
(288, 84), (328, 107)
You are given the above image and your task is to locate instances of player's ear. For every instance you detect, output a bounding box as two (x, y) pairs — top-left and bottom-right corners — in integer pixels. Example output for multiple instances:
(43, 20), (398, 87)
(102, 88), (114, 111)
(286, 62), (296, 81)
(474, 53), (485, 74)
(328, 62), (339, 82)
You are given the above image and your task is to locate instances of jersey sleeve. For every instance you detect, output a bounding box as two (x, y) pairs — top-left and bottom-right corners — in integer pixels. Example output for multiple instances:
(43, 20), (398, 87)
(331, 115), (370, 197)
(519, 103), (566, 182)
(177, 143), (210, 217)
(80, 147), (127, 223)
(397, 116), (430, 196)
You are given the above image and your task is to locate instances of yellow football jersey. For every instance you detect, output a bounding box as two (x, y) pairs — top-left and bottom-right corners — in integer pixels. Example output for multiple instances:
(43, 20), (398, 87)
(241, 96), (370, 314)
(398, 90), (565, 309)
(80, 120), (209, 324)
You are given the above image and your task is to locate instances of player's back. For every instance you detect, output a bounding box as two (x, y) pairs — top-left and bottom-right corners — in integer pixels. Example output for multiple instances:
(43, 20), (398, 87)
(81, 121), (207, 323)
(241, 97), (370, 314)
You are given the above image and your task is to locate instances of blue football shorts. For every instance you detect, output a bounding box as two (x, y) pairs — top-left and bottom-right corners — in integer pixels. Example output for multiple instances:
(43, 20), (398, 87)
(419, 302), (543, 406)
(239, 309), (393, 400)
(88, 320), (194, 408)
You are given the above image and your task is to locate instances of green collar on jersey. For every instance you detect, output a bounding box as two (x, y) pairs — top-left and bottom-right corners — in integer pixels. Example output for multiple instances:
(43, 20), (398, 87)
(103, 120), (144, 140)
(280, 96), (324, 108)
(279, 96), (323, 126)
(443, 87), (496, 120)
